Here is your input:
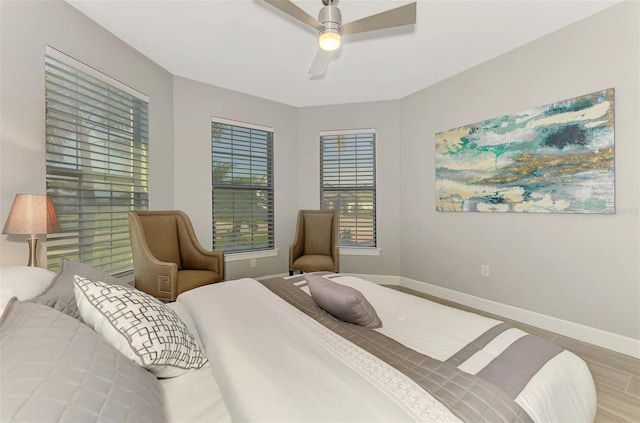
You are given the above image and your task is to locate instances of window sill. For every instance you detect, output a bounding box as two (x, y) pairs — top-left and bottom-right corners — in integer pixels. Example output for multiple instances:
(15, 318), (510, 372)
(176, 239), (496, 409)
(340, 248), (381, 256)
(224, 249), (280, 262)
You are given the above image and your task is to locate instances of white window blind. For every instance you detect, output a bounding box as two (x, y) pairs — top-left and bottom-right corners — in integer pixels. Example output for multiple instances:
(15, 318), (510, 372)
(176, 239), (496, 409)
(45, 47), (149, 275)
(211, 118), (274, 253)
(320, 130), (376, 248)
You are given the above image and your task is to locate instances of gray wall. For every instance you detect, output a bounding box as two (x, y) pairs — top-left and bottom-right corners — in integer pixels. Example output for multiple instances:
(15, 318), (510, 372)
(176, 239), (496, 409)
(172, 77), (299, 280)
(0, 0), (174, 266)
(1, 0), (637, 342)
(297, 101), (402, 277)
(399, 1), (639, 339)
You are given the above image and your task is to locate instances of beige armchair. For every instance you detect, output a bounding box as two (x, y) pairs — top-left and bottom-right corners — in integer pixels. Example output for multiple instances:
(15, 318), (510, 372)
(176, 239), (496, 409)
(128, 210), (225, 301)
(289, 209), (339, 276)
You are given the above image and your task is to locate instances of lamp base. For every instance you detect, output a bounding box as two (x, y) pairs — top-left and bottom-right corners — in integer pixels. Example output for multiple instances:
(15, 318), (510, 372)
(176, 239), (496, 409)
(27, 235), (38, 267)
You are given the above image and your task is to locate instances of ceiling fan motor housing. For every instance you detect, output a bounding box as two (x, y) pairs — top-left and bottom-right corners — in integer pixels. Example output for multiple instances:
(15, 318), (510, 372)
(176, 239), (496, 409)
(318, 3), (342, 35)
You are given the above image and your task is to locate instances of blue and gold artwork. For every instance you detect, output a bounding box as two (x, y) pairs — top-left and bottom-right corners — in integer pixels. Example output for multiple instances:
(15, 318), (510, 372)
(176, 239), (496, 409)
(435, 88), (615, 213)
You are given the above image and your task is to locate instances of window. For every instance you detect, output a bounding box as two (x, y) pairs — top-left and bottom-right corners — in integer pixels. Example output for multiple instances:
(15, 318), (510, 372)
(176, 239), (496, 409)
(320, 130), (376, 248)
(45, 47), (149, 274)
(211, 118), (274, 253)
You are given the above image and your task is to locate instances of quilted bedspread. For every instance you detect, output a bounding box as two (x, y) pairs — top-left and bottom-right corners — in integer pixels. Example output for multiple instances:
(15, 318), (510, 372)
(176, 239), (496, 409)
(0, 300), (165, 423)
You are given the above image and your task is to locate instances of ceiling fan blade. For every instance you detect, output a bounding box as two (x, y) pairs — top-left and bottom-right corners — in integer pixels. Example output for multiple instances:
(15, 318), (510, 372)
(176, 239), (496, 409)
(263, 0), (322, 29)
(341, 2), (416, 36)
(308, 49), (332, 76)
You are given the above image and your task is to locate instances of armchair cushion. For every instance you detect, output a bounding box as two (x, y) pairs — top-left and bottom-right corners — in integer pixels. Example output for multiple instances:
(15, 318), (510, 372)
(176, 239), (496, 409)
(177, 270), (224, 296)
(292, 255), (335, 273)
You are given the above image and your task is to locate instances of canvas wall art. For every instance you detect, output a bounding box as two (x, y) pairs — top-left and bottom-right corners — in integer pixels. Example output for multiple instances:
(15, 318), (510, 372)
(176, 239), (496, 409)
(435, 88), (615, 213)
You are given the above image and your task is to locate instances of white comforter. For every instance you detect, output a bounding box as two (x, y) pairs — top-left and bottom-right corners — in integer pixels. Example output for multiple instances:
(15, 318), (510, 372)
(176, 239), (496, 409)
(166, 275), (596, 423)
(177, 278), (461, 422)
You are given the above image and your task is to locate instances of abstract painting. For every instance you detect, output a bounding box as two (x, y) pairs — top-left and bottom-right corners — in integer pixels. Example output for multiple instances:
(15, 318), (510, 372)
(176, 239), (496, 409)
(435, 88), (615, 213)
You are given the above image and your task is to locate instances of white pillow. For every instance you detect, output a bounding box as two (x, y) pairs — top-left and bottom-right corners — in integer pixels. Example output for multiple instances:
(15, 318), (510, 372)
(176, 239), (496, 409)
(73, 275), (208, 378)
(0, 287), (15, 317)
(0, 266), (56, 301)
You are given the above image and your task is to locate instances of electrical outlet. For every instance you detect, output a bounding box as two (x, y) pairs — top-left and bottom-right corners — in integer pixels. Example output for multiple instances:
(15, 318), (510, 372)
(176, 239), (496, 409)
(480, 264), (490, 277)
(250, 258), (257, 268)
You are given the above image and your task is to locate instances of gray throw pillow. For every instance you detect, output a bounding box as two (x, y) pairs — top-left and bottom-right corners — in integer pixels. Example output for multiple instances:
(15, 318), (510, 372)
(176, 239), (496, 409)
(305, 274), (382, 329)
(31, 258), (126, 320)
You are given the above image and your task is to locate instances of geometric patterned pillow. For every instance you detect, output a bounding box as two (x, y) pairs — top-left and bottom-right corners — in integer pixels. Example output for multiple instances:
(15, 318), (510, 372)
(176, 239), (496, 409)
(73, 275), (208, 378)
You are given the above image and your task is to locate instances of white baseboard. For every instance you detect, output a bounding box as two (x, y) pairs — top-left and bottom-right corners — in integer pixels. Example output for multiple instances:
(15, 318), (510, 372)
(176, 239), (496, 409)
(350, 273), (640, 358)
(256, 272), (290, 280)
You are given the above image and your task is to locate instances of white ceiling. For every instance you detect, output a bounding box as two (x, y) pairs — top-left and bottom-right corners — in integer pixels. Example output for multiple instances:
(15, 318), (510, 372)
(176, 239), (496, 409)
(65, 0), (620, 107)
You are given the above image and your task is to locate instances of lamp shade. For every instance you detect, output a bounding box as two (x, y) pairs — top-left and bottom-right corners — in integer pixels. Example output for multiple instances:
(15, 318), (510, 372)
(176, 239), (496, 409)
(2, 194), (60, 235)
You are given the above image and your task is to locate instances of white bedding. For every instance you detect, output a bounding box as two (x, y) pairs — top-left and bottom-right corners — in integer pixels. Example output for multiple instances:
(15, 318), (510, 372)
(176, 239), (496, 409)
(0, 266), (56, 315)
(328, 275), (597, 423)
(159, 363), (231, 423)
(163, 275), (596, 423)
(161, 302), (232, 422)
(177, 278), (461, 423)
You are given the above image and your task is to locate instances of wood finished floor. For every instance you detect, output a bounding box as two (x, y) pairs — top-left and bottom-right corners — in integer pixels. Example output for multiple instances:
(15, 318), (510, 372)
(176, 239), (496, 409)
(387, 285), (640, 423)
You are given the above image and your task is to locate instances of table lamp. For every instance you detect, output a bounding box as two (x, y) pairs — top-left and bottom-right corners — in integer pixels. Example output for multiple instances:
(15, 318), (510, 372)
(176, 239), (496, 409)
(2, 194), (60, 267)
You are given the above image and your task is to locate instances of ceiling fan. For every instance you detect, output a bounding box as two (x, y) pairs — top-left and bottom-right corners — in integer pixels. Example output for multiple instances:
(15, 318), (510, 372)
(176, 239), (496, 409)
(263, 0), (417, 75)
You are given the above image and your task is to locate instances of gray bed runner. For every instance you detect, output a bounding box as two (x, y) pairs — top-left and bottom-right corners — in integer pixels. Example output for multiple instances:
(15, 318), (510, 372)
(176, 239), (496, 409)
(260, 275), (534, 423)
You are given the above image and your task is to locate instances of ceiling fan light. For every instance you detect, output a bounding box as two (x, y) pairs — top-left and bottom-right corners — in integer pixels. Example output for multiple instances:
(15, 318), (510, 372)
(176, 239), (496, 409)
(319, 31), (341, 51)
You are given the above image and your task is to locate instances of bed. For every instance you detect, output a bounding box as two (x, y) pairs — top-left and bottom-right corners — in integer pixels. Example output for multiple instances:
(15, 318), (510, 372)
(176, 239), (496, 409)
(0, 262), (597, 422)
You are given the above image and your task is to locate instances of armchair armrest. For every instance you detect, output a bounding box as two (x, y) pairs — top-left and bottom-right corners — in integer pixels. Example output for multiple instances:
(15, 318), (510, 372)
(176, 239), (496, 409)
(135, 255), (179, 301)
(176, 214), (225, 280)
(289, 240), (304, 266)
(183, 247), (225, 279)
(289, 211), (305, 269)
